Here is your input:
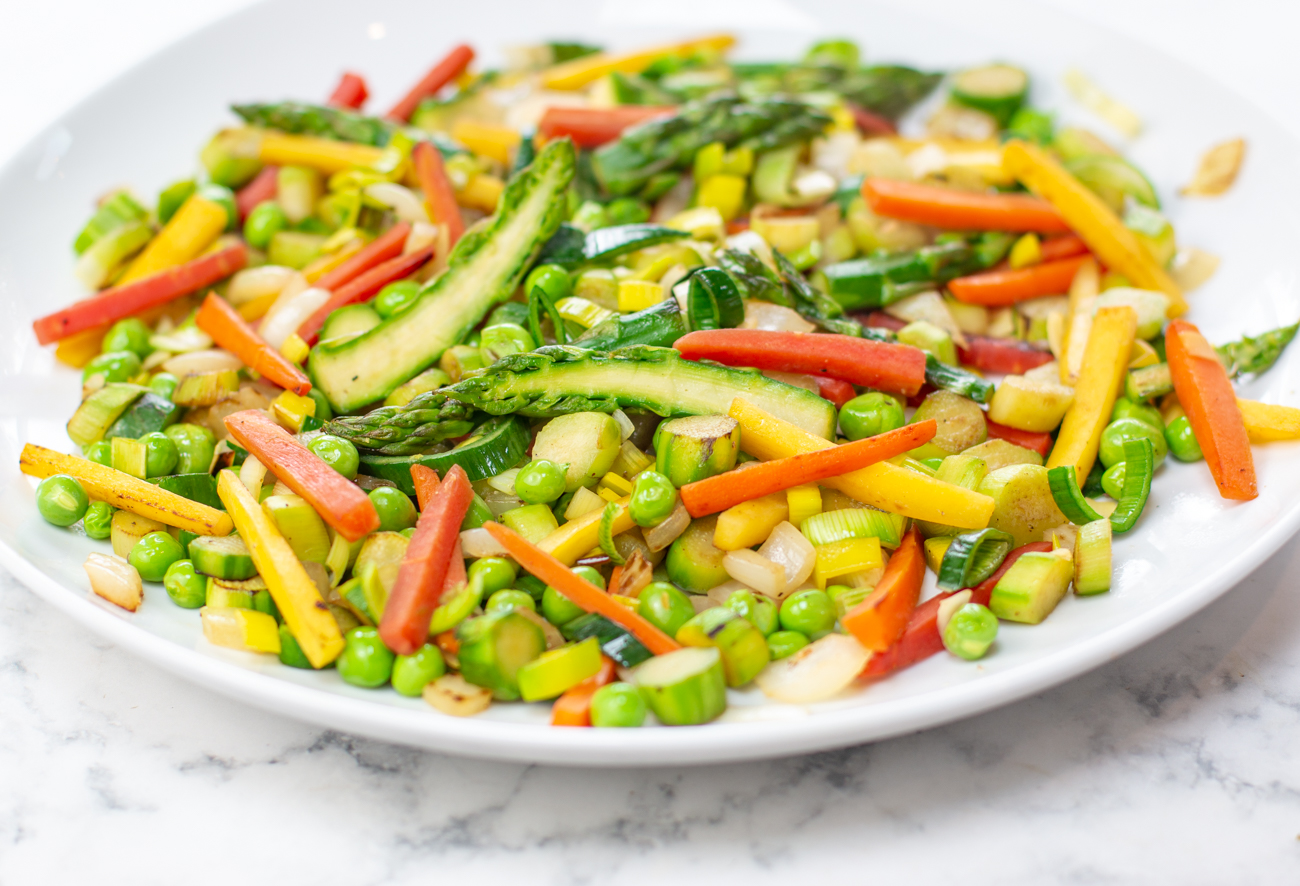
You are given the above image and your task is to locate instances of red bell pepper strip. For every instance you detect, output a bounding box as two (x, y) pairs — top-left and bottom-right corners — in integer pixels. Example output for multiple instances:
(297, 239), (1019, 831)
(537, 106), (675, 148)
(224, 410), (380, 541)
(411, 464), (440, 511)
(551, 657), (617, 727)
(1039, 233), (1089, 263)
(1165, 320), (1258, 501)
(863, 178), (1071, 233)
(327, 72), (369, 110)
(33, 243), (248, 345)
(863, 542), (1052, 678)
(845, 102), (897, 136)
(956, 335), (1053, 375)
(679, 421), (937, 518)
(386, 44), (475, 123)
(235, 166), (279, 222)
(196, 293), (311, 395)
(298, 245), (434, 345)
(674, 329), (928, 397)
(312, 221), (411, 293)
(948, 255), (1090, 306)
(412, 141), (465, 246)
(841, 526), (925, 651)
(986, 419), (1053, 458)
(380, 465), (472, 655)
(858, 310), (907, 332)
(814, 376), (857, 408)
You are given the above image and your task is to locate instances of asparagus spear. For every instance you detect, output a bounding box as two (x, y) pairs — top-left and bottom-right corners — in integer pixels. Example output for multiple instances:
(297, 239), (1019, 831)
(231, 102), (461, 154)
(1216, 321), (1299, 378)
(733, 63), (942, 121)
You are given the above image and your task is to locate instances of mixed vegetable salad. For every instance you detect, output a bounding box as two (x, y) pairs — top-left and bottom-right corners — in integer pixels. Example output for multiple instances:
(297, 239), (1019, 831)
(22, 34), (1299, 728)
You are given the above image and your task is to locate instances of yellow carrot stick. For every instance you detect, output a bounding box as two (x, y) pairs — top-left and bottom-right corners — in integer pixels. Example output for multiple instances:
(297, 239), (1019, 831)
(542, 34), (736, 90)
(451, 120), (520, 166)
(728, 399), (995, 530)
(1060, 257), (1099, 385)
(216, 470), (343, 668)
(118, 195), (227, 286)
(1003, 139), (1188, 316)
(20, 443), (233, 535)
(539, 497), (633, 565)
(1237, 398), (1300, 443)
(1046, 306), (1139, 482)
(257, 131), (387, 175)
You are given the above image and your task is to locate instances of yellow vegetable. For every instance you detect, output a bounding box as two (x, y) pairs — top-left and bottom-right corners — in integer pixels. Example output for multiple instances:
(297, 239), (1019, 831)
(988, 375), (1075, 433)
(270, 390), (317, 432)
(542, 34), (736, 90)
(667, 206), (725, 241)
(258, 130), (386, 174)
(728, 399), (994, 529)
(1008, 233), (1042, 269)
(696, 174), (747, 222)
(459, 174), (504, 213)
(598, 472), (634, 497)
(786, 485), (822, 529)
(216, 470), (343, 668)
(751, 215), (819, 254)
(1128, 338), (1160, 369)
(813, 538), (884, 590)
(20, 443), (232, 536)
(201, 607), (282, 654)
(262, 494), (332, 564)
(1060, 257), (1099, 385)
(924, 537), (952, 574)
(617, 279), (664, 312)
(279, 333), (310, 365)
(1046, 306), (1138, 482)
(713, 493), (789, 551)
(1237, 398), (1300, 443)
(55, 328), (109, 369)
(110, 510), (166, 559)
(118, 194), (227, 286)
(302, 239), (364, 283)
(539, 497), (633, 565)
(451, 120), (520, 166)
(1003, 140), (1187, 316)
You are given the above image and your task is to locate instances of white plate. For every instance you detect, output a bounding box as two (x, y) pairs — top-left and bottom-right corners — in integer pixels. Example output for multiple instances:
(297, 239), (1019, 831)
(2, 0), (1298, 766)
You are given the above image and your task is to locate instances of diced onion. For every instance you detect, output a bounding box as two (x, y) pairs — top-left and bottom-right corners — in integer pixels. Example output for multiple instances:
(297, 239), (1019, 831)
(150, 325), (213, 354)
(722, 549), (786, 598)
(754, 634), (872, 704)
(405, 221), (441, 256)
(742, 300), (816, 333)
(84, 552), (143, 612)
(258, 287), (331, 349)
(611, 409), (635, 441)
(690, 594), (716, 613)
(935, 589), (973, 636)
(1169, 247), (1220, 292)
(460, 527), (510, 559)
(162, 348), (243, 376)
(885, 290), (968, 348)
(811, 130), (862, 180)
(644, 499), (690, 552)
(226, 265), (298, 307)
(366, 182), (431, 224)
(757, 522), (816, 596)
(240, 455), (268, 497)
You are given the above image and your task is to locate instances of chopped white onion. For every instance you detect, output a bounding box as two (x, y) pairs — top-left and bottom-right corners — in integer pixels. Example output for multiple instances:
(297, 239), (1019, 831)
(722, 549), (786, 598)
(84, 552), (143, 612)
(460, 527), (510, 559)
(689, 594), (717, 614)
(226, 265), (298, 307)
(791, 169), (836, 201)
(644, 499), (691, 552)
(706, 579), (751, 608)
(150, 325), (213, 354)
(935, 589), (973, 636)
(884, 290), (968, 348)
(258, 287), (331, 349)
(162, 348), (243, 376)
(741, 300), (816, 333)
(611, 409), (635, 441)
(485, 468), (520, 495)
(366, 182), (430, 224)
(757, 522), (816, 595)
(240, 455), (268, 497)
(754, 634), (872, 704)
(405, 221), (441, 256)
(1170, 247), (1220, 292)
(811, 130), (862, 179)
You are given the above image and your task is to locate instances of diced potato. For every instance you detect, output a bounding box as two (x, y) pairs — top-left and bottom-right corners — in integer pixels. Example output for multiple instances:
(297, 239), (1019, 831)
(424, 674), (492, 716)
(978, 465), (1067, 548)
(962, 439), (1043, 471)
(1238, 398), (1300, 443)
(988, 375), (1075, 433)
(911, 390), (988, 456)
(713, 493), (789, 551)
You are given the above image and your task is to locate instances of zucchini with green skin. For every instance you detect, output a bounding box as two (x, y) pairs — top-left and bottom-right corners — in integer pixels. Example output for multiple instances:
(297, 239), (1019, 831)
(455, 609), (547, 700)
(189, 534), (257, 580)
(561, 612), (654, 668)
(318, 303), (381, 346)
(950, 64), (1030, 126)
(989, 549), (1073, 624)
(654, 414), (740, 487)
(309, 139), (576, 412)
(153, 473), (223, 511)
(634, 646), (729, 725)
(357, 416), (530, 490)
(105, 393), (183, 440)
(675, 607), (770, 687)
(570, 298), (687, 350)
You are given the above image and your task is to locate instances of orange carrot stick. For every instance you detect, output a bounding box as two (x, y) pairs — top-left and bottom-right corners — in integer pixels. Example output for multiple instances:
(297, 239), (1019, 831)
(413, 141), (465, 245)
(196, 293), (311, 395)
(386, 44), (475, 123)
(679, 420), (937, 518)
(313, 221), (410, 293)
(863, 177), (1071, 233)
(1165, 320), (1257, 501)
(1039, 233), (1089, 262)
(411, 464), (440, 511)
(947, 255), (1090, 306)
(841, 526), (925, 652)
(483, 522), (681, 655)
(550, 657), (617, 726)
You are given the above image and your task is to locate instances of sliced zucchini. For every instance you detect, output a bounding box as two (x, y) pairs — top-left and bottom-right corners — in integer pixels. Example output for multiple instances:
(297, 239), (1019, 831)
(153, 473), (223, 510)
(1065, 155), (1159, 211)
(357, 416), (531, 492)
(634, 646), (728, 726)
(456, 610), (547, 701)
(318, 303), (382, 347)
(561, 612), (653, 668)
(190, 534), (257, 580)
(104, 392), (182, 440)
(950, 63), (1030, 126)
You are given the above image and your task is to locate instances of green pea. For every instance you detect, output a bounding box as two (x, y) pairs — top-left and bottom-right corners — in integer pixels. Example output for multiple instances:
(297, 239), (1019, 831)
(83, 350), (141, 384)
(942, 602), (998, 660)
(1111, 397), (1164, 432)
(149, 372), (179, 400)
(767, 630), (810, 660)
(128, 531), (185, 582)
(399, 527), (417, 539)
(368, 487), (417, 532)
(542, 585), (588, 627)
(391, 643), (446, 696)
(637, 581), (695, 638)
(242, 201), (289, 249)
(1165, 415), (1204, 462)
(197, 183), (238, 231)
(629, 470), (678, 528)
(605, 197), (651, 226)
(101, 318), (153, 360)
(779, 589), (837, 639)
(163, 559), (207, 608)
(373, 279), (421, 319)
(307, 388), (334, 422)
(590, 682), (647, 727)
(479, 324), (535, 363)
(336, 627), (395, 688)
(36, 475), (89, 527)
(1101, 462), (1126, 499)
(486, 589), (537, 613)
(164, 423), (216, 474)
(84, 440), (113, 467)
(573, 565), (606, 590)
(140, 431), (179, 478)
(570, 201), (609, 232)
(307, 434), (360, 480)
(726, 589), (778, 636)
(524, 263), (573, 302)
(514, 459), (567, 505)
(514, 573), (547, 602)
(839, 392), (904, 441)
(82, 501), (114, 540)
(1099, 417), (1167, 469)
(469, 557), (518, 596)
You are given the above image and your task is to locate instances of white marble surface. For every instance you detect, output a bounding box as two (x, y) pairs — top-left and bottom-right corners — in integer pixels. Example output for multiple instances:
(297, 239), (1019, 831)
(5, 1), (1300, 882)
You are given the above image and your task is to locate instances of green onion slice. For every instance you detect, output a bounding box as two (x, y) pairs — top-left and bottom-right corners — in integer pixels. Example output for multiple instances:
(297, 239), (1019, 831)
(1047, 465), (1104, 525)
(1109, 438), (1154, 533)
(686, 267), (744, 332)
(937, 528), (1015, 591)
(599, 501), (626, 565)
(528, 284), (567, 347)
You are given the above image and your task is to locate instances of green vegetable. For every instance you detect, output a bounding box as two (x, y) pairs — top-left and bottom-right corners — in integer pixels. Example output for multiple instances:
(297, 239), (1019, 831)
(778, 589), (836, 639)
(676, 607), (768, 687)
(74, 191), (148, 256)
(268, 230), (326, 269)
(82, 501), (114, 539)
(726, 589), (778, 636)
(590, 682), (647, 727)
(471, 557), (519, 597)
(149, 372), (179, 400)
(1047, 466), (1104, 524)
(1006, 107), (1055, 144)
(636, 581), (696, 638)
(570, 297), (687, 351)
(337, 626), (395, 688)
(164, 423), (216, 475)
(1065, 155), (1159, 210)
(654, 414), (740, 487)
(634, 646), (728, 725)
(1165, 415), (1204, 462)
(542, 584), (588, 627)
(278, 625), (315, 669)
(499, 502), (557, 543)
(924, 354), (995, 404)
(157, 180), (197, 226)
(83, 350), (141, 385)
(197, 184), (238, 231)
(309, 138), (575, 412)
(1125, 362), (1172, 402)
(942, 602), (999, 660)
(74, 219), (150, 290)
(1074, 519), (1113, 596)
(1216, 321), (1300, 379)
(822, 239), (999, 311)
(1111, 396), (1164, 432)
(200, 132), (262, 189)
(733, 57), (940, 121)
(368, 487), (418, 532)
(68, 384), (145, 449)
(839, 392), (905, 441)
(606, 198), (651, 226)
(106, 393), (182, 441)
(308, 434), (361, 479)
(517, 636), (604, 701)
(318, 303), (381, 346)
(355, 416), (530, 495)
(534, 411), (623, 493)
(630, 470), (678, 527)
(163, 559), (207, 609)
(950, 64), (1029, 126)
(372, 279), (421, 320)
(36, 475), (89, 527)
(1101, 462), (1126, 500)
(514, 459), (567, 505)
(391, 644), (447, 696)
(243, 201), (288, 250)
(110, 436), (148, 479)
(666, 516), (730, 592)
(140, 431), (179, 478)
(584, 224), (689, 262)
(252, 589), (280, 622)
(102, 318), (153, 360)
(1099, 417), (1166, 469)
(154, 474), (223, 510)
(128, 531), (185, 582)
(189, 534), (257, 580)
(479, 324), (534, 365)
(569, 200), (608, 233)
(988, 550), (1073, 624)
(561, 612), (653, 668)
(801, 507), (906, 549)
(207, 576), (255, 609)
(937, 528), (1014, 591)
(485, 589), (536, 614)
(597, 501), (625, 565)
(525, 263), (572, 304)
(233, 101), (412, 148)
(456, 610), (546, 700)
(685, 267), (745, 332)
(898, 320), (957, 365)
(1109, 438), (1154, 533)
(766, 630), (809, 660)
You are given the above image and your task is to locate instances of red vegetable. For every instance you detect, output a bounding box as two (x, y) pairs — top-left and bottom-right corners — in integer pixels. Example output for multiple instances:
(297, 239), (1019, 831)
(863, 542), (1053, 677)
(196, 293), (311, 395)
(948, 255), (1090, 306)
(845, 102), (896, 136)
(33, 243), (248, 345)
(841, 527), (925, 651)
(956, 335), (1053, 375)
(224, 409), (380, 542)
(380, 465), (472, 655)
(298, 245), (434, 345)
(814, 376), (857, 408)
(537, 106), (675, 148)
(675, 329), (927, 396)
(313, 220), (411, 293)
(386, 44), (475, 123)
(986, 419), (1053, 458)
(327, 72), (369, 110)
(863, 178), (1071, 233)
(235, 166), (278, 222)
(1039, 233), (1089, 263)
(440, 538), (467, 602)
(413, 141), (464, 246)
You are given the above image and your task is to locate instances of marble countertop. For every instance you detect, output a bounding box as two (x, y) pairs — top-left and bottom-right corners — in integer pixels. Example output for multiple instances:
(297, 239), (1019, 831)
(4, 1), (1300, 882)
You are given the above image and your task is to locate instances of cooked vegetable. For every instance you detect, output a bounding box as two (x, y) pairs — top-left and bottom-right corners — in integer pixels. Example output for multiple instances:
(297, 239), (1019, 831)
(676, 607), (769, 687)
(988, 549), (1073, 624)
(190, 535), (257, 580)
(36, 475), (89, 527)
(537, 105), (676, 148)
(863, 178), (1069, 233)
(516, 637), (604, 701)
(841, 526), (924, 651)
(533, 412), (622, 493)
(948, 256), (1089, 306)
(633, 646), (728, 726)
(1181, 138), (1246, 197)
(978, 464), (1068, 548)
(196, 294), (310, 395)
(386, 43), (476, 122)
(951, 64), (1029, 125)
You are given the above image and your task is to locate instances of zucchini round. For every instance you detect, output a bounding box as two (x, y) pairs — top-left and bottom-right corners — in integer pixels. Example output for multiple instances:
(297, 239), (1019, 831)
(1065, 155), (1160, 211)
(950, 64), (1030, 126)
(358, 415), (530, 492)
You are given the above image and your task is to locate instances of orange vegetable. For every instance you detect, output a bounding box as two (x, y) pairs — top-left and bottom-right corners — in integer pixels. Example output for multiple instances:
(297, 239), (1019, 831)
(551, 657), (617, 726)
(196, 293), (311, 395)
(841, 526), (925, 652)
(483, 522), (681, 655)
(411, 464), (440, 511)
(947, 255), (1090, 306)
(297, 245), (434, 345)
(679, 420), (937, 518)
(386, 44), (476, 123)
(413, 141), (465, 245)
(313, 220), (410, 292)
(862, 178), (1070, 233)
(1165, 320), (1257, 501)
